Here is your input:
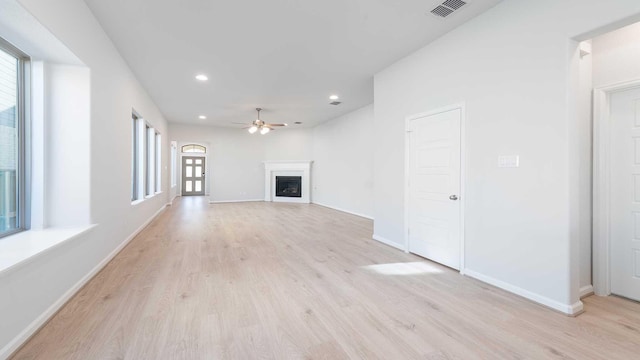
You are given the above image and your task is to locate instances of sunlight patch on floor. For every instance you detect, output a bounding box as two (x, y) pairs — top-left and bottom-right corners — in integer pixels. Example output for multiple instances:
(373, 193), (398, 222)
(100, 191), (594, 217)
(362, 262), (444, 276)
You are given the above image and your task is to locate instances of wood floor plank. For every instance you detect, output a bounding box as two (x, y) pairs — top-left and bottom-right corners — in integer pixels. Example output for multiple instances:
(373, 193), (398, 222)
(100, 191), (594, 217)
(10, 197), (640, 359)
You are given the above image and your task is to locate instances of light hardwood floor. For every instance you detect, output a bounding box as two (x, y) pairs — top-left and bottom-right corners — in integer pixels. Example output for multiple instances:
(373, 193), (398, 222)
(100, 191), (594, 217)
(12, 197), (640, 359)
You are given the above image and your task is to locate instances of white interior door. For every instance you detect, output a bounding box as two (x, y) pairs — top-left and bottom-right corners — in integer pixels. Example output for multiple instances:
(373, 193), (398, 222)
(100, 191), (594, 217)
(407, 108), (461, 270)
(610, 87), (640, 301)
(182, 156), (205, 196)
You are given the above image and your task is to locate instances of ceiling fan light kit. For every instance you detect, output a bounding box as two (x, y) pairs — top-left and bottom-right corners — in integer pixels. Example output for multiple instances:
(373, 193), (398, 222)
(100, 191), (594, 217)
(240, 108), (287, 135)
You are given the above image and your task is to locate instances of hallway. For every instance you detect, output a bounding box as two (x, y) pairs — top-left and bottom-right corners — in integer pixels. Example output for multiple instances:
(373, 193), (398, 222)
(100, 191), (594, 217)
(12, 197), (640, 359)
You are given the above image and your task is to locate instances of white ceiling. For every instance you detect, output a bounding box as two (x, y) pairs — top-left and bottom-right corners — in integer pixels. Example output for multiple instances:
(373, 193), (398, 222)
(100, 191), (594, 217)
(84, 0), (501, 128)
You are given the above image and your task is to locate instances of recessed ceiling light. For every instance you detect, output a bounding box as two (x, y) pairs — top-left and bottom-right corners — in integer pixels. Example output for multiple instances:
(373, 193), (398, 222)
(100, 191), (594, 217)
(329, 95), (339, 100)
(198, 115), (207, 120)
(195, 74), (208, 81)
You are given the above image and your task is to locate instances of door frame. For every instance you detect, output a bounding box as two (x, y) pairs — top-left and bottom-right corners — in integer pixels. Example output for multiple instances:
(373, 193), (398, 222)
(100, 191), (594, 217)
(593, 79), (640, 296)
(404, 103), (466, 273)
(181, 155), (206, 196)
(178, 142), (209, 196)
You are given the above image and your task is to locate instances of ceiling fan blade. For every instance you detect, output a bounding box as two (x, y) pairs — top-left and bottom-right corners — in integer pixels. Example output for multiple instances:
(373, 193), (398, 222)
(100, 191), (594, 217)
(266, 123), (287, 127)
(232, 122), (251, 125)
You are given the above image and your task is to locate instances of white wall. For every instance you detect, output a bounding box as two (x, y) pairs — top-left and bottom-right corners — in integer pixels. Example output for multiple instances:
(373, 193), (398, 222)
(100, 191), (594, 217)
(264, 128), (314, 161)
(577, 42), (593, 294)
(169, 124), (313, 202)
(44, 64), (91, 227)
(312, 104), (374, 218)
(373, 0), (640, 313)
(592, 22), (640, 87)
(169, 141), (178, 201)
(0, 0), (170, 356)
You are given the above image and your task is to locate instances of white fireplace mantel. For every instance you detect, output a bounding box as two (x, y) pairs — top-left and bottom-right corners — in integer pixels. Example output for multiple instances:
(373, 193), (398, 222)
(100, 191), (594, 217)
(263, 160), (313, 203)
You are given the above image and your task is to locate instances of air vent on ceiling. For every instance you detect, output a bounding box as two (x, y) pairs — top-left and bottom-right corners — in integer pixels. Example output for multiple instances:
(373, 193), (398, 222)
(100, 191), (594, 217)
(430, 0), (467, 18)
(442, 0), (467, 10)
(431, 5), (454, 17)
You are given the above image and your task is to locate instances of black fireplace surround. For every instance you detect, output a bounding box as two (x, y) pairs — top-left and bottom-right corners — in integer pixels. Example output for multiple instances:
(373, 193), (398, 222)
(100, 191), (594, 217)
(275, 176), (302, 198)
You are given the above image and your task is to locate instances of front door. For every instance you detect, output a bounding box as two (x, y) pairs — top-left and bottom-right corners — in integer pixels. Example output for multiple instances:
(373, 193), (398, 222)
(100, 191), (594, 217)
(407, 108), (462, 270)
(182, 156), (205, 196)
(610, 86), (640, 301)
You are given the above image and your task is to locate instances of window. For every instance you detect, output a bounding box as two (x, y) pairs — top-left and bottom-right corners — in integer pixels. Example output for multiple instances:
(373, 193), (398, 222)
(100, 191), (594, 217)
(181, 144), (206, 153)
(131, 113), (139, 201)
(0, 39), (28, 238)
(155, 131), (161, 193)
(170, 142), (177, 187)
(145, 124), (151, 196)
(131, 112), (161, 202)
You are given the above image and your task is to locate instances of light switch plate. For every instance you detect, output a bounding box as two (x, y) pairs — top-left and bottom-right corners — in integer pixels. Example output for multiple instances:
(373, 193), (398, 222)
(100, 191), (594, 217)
(498, 155), (520, 168)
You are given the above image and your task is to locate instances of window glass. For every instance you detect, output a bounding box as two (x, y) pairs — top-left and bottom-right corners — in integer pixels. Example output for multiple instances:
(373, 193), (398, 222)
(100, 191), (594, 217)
(181, 144), (206, 153)
(145, 125), (151, 195)
(155, 132), (161, 192)
(0, 46), (20, 235)
(170, 144), (176, 187)
(131, 115), (139, 201)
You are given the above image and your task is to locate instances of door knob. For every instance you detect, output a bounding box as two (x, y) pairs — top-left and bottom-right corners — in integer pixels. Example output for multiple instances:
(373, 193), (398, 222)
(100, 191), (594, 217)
(449, 195), (458, 201)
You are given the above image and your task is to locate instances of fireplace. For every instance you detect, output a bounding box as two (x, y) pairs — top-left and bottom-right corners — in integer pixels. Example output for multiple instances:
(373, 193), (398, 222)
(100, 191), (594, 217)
(263, 160), (312, 203)
(275, 176), (302, 198)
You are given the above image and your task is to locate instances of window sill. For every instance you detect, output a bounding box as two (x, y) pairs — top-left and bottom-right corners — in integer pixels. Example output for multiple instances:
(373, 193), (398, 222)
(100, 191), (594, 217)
(0, 225), (97, 276)
(131, 192), (161, 206)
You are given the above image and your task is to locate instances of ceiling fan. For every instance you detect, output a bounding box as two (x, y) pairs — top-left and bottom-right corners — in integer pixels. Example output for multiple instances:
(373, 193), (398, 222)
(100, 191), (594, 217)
(235, 108), (287, 135)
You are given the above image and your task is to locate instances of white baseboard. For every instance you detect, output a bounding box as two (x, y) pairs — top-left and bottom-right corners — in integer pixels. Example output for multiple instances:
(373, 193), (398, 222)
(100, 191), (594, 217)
(209, 199), (264, 204)
(372, 234), (406, 251)
(463, 269), (584, 316)
(0, 204), (168, 360)
(168, 194), (179, 205)
(579, 285), (594, 299)
(312, 201), (374, 220)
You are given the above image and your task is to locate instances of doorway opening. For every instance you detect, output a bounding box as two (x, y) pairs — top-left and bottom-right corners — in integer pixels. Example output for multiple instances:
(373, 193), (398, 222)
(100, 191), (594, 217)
(579, 21), (640, 302)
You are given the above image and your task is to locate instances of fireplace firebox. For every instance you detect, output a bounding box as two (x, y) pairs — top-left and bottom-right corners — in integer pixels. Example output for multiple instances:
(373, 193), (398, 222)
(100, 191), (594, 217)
(275, 176), (302, 198)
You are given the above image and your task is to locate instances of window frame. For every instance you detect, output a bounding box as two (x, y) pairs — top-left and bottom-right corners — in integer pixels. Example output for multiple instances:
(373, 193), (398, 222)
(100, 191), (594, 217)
(181, 144), (206, 153)
(155, 131), (161, 194)
(0, 37), (30, 239)
(131, 113), (162, 204)
(131, 108), (164, 204)
(131, 113), (139, 201)
(144, 122), (155, 198)
(170, 142), (177, 187)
